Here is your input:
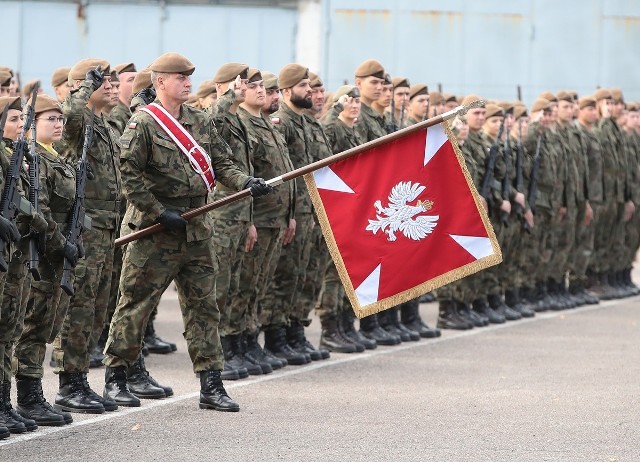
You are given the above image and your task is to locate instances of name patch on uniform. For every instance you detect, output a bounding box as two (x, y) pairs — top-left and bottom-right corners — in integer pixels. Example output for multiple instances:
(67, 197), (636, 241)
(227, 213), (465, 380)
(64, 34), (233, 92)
(129, 122), (137, 129)
(271, 117), (280, 124)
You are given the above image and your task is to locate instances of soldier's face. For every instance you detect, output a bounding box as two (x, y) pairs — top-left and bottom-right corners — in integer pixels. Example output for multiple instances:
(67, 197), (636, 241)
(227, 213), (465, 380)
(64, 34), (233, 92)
(445, 100), (458, 112)
(483, 116), (503, 138)
(54, 83), (72, 103)
(340, 96), (361, 121)
(35, 110), (64, 144)
(517, 117), (530, 136)
(88, 75), (112, 108)
(0, 86), (10, 97)
(160, 73), (192, 103)
(245, 80), (266, 108)
(394, 87), (410, 110)
(557, 100), (573, 123)
(289, 79), (312, 109)
(5, 109), (24, 141)
(466, 108), (485, 131)
(199, 92), (217, 110)
(540, 110), (553, 127)
(263, 89), (280, 114)
(579, 105), (598, 125)
(357, 76), (383, 102)
(504, 113), (515, 130)
(311, 86), (325, 112)
(118, 71), (136, 104)
(110, 83), (120, 104)
(409, 95), (429, 120)
(610, 101), (624, 119)
(377, 84), (392, 108)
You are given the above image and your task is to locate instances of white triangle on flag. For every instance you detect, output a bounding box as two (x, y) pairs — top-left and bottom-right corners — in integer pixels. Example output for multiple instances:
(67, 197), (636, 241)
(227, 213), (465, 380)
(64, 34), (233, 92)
(449, 235), (494, 260)
(313, 166), (355, 193)
(355, 264), (381, 306)
(424, 123), (448, 166)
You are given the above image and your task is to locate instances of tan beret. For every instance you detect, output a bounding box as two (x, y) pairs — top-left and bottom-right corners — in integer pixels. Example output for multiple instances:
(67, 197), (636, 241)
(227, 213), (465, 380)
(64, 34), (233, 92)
(383, 73), (392, 85)
(261, 71), (278, 90)
(149, 52), (194, 75)
(333, 85), (360, 102)
(484, 104), (504, 119)
(354, 59), (385, 79)
(51, 67), (71, 88)
(514, 105), (528, 120)
(430, 91), (444, 105)
(132, 69), (152, 94)
(69, 58), (110, 84)
(0, 96), (22, 113)
(33, 94), (62, 115)
(409, 84), (428, 100)
(247, 68), (262, 83)
(531, 98), (551, 113)
(196, 79), (216, 99)
(579, 96), (597, 110)
(461, 94), (484, 107)
(594, 88), (612, 101)
(0, 67), (13, 77)
(610, 87), (624, 103)
(278, 64), (309, 89)
(392, 77), (410, 88)
(213, 63), (249, 83)
(22, 80), (41, 97)
(538, 91), (557, 103)
(0, 71), (12, 87)
(497, 101), (515, 114)
(443, 93), (457, 103)
(627, 102), (638, 112)
(568, 90), (578, 101)
(114, 62), (136, 74)
(556, 91), (573, 103)
(110, 70), (120, 83)
(309, 72), (323, 88)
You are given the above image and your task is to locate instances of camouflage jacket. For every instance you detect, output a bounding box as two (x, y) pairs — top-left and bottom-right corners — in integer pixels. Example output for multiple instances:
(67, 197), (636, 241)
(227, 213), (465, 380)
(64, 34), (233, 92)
(238, 107), (295, 228)
(303, 113), (333, 163)
(321, 117), (363, 154)
(524, 122), (563, 212)
(355, 102), (388, 142)
(119, 100), (249, 242)
(59, 80), (122, 230)
(556, 123), (582, 207)
(576, 122), (604, 204)
(624, 131), (640, 204)
(479, 131), (509, 212)
(108, 101), (132, 135)
(596, 117), (626, 203)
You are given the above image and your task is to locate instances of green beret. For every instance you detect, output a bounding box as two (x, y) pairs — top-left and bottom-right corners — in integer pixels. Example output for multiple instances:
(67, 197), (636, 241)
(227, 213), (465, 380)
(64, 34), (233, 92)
(149, 52), (194, 75)
(114, 62), (137, 74)
(354, 59), (385, 79)
(409, 84), (428, 100)
(278, 64), (309, 89)
(214, 63), (249, 83)
(69, 58), (111, 84)
(261, 71), (278, 90)
(51, 67), (71, 88)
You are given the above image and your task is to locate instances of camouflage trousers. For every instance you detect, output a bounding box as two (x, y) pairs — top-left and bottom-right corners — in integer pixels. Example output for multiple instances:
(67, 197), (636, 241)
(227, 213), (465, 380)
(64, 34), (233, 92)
(104, 231), (223, 372)
(52, 227), (115, 373)
(14, 254), (69, 380)
(531, 208), (556, 284)
(570, 203), (598, 286)
(212, 219), (249, 336)
(548, 207), (577, 283)
(295, 225), (330, 324)
(497, 212), (521, 290)
(0, 246), (25, 382)
(262, 213), (315, 328)
(624, 206), (640, 267)
(315, 261), (345, 322)
(591, 202), (620, 274)
(479, 210), (508, 296)
(104, 244), (124, 331)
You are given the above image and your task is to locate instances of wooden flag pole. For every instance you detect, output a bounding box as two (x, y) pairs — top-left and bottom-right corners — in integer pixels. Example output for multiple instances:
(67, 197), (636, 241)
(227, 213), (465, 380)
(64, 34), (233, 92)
(115, 100), (485, 247)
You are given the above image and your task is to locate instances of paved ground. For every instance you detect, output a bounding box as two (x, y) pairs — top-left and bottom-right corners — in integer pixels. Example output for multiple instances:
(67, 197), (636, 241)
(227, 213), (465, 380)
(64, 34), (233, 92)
(1, 291), (639, 461)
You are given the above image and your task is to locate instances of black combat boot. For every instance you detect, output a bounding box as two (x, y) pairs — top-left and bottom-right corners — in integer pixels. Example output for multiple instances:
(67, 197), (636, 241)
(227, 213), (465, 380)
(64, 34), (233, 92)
(574, 281), (599, 305)
(16, 378), (67, 426)
(221, 335), (262, 376)
(392, 306), (421, 341)
(419, 292), (436, 303)
(0, 418), (9, 439)
(104, 366), (140, 407)
(79, 373), (118, 411)
(54, 372), (105, 414)
(615, 271), (633, 298)
(400, 302), (441, 338)
(341, 310), (377, 349)
(143, 316), (175, 354)
(624, 268), (640, 296)
(532, 281), (551, 312)
(126, 355), (168, 399)
(199, 370), (239, 412)
(235, 334), (272, 374)
(472, 297), (505, 324)
(264, 327), (310, 365)
(456, 300), (488, 327)
(379, 308), (410, 342)
(0, 381), (26, 434)
(505, 288), (535, 318)
(287, 322), (330, 360)
(319, 316), (360, 353)
(437, 300), (472, 330)
(1, 381), (36, 432)
(245, 331), (285, 370)
(488, 293), (522, 320)
(598, 272), (617, 300)
(360, 314), (400, 345)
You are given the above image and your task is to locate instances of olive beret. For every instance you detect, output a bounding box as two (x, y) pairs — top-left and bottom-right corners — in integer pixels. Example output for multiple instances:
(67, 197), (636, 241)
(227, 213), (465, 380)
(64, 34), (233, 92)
(149, 52), (194, 75)
(69, 58), (110, 84)
(443, 93), (457, 103)
(484, 104), (504, 119)
(556, 91), (573, 103)
(538, 91), (557, 103)
(309, 72), (323, 88)
(213, 63), (249, 83)
(22, 80), (41, 97)
(247, 68), (262, 83)
(132, 69), (153, 94)
(0, 71), (12, 87)
(333, 85), (360, 102)
(51, 67), (71, 88)
(383, 73), (392, 85)
(461, 94), (484, 107)
(579, 96), (597, 110)
(409, 84), (428, 100)
(609, 87), (624, 103)
(114, 62), (136, 74)
(429, 91), (444, 105)
(354, 59), (385, 79)
(531, 98), (551, 113)
(278, 64), (309, 89)
(196, 79), (216, 99)
(0, 96), (22, 113)
(110, 70), (120, 83)
(593, 88), (613, 101)
(261, 71), (278, 90)
(514, 105), (528, 120)
(497, 101), (515, 114)
(392, 77), (410, 88)
(33, 94), (62, 115)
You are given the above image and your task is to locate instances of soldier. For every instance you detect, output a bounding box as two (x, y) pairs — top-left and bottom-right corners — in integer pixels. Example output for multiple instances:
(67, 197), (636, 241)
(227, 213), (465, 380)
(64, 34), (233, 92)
(21, 80), (43, 99)
(108, 63), (137, 134)
(261, 72), (280, 115)
(389, 77), (410, 130)
(429, 91), (445, 117)
(50, 67), (72, 103)
(404, 84), (429, 126)
(196, 79), (216, 111)
(372, 73), (393, 122)
(443, 93), (459, 112)
(103, 52), (271, 412)
(0, 70), (12, 97)
(623, 102), (640, 293)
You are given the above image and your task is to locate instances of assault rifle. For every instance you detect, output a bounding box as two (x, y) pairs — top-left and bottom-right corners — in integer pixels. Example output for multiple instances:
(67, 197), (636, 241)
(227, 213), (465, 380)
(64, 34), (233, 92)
(60, 115), (94, 296)
(27, 117), (43, 281)
(480, 114), (506, 204)
(500, 128), (512, 225)
(0, 83), (39, 272)
(525, 134), (543, 233)
(388, 85), (397, 133)
(514, 120), (525, 220)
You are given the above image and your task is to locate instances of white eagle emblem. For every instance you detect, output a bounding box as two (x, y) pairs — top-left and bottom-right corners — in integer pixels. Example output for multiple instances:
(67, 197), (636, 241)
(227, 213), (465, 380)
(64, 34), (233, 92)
(366, 181), (439, 242)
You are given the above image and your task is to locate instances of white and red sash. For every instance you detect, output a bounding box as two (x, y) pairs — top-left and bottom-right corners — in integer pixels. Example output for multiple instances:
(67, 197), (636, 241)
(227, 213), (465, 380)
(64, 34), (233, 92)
(140, 103), (215, 191)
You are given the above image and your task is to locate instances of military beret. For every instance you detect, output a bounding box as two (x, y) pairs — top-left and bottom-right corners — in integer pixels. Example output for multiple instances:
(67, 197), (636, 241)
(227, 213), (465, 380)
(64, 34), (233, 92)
(22, 80), (41, 97)
(0, 71), (12, 87)
(556, 91), (573, 103)
(409, 84), (428, 100)
(429, 91), (444, 105)
(538, 91), (557, 103)
(0, 96), (22, 113)
(247, 68), (262, 83)
(579, 96), (597, 110)
(278, 64), (309, 89)
(484, 104), (504, 119)
(497, 101), (515, 114)
(309, 72), (323, 88)
(593, 88), (612, 101)
(149, 52), (194, 75)
(568, 90), (578, 101)
(51, 67), (71, 88)
(627, 102), (638, 112)
(461, 94), (484, 108)
(69, 58), (110, 84)
(261, 71), (278, 90)
(0, 67), (13, 77)
(610, 87), (624, 103)
(110, 70), (120, 83)
(333, 85), (360, 102)
(132, 69), (153, 94)
(392, 77), (410, 88)
(354, 59), (385, 79)
(213, 63), (249, 83)
(443, 93), (457, 103)
(514, 105), (528, 120)
(114, 62), (136, 74)
(196, 79), (216, 98)
(383, 73), (392, 85)
(531, 98), (551, 113)
(33, 94), (62, 115)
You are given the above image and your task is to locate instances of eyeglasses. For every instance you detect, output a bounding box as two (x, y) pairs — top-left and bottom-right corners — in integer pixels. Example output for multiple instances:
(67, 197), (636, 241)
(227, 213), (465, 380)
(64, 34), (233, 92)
(39, 116), (65, 125)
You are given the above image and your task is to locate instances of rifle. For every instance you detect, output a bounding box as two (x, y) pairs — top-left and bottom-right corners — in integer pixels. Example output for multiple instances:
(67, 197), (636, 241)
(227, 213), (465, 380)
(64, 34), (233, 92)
(525, 134), (543, 232)
(399, 103), (405, 130)
(500, 128), (512, 225)
(514, 119), (525, 220)
(0, 83), (39, 272)
(388, 85), (397, 133)
(60, 115), (94, 296)
(27, 117), (42, 281)
(480, 115), (506, 204)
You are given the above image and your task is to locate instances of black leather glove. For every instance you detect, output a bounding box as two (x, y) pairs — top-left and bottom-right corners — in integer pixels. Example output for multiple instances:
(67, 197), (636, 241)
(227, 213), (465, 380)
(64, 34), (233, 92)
(86, 65), (105, 91)
(63, 241), (79, 267)
(137, 87), (157, 105)
(157, 210), (188, 231)
(244, 177), (272, 198)
(0, 215), (20, 243)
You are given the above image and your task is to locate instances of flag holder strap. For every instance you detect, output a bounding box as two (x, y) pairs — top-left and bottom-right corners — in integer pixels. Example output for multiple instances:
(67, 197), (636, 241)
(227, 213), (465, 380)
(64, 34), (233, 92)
(114, 100), (485, 248)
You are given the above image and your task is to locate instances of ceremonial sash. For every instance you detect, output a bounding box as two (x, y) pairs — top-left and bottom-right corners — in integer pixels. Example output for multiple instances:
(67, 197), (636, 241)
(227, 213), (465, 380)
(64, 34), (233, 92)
(140, 103), (215, 191)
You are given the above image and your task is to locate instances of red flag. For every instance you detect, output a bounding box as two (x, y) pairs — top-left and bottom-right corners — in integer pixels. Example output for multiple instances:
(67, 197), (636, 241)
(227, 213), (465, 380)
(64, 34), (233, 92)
(305, 122), (502, 318)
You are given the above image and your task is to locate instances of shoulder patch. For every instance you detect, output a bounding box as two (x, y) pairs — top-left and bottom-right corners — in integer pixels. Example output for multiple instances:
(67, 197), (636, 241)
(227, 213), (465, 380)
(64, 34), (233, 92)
(129, 122), (137, 129)
(271, 117), (280, 124)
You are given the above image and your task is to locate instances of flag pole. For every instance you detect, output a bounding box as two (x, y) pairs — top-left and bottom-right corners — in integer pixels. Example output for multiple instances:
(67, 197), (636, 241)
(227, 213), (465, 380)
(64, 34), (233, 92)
(115, 100), (485, 247)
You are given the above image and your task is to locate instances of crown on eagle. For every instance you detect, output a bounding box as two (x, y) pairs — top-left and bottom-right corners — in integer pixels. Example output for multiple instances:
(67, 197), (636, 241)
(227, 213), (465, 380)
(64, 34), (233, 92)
(418, 199), (434, 211)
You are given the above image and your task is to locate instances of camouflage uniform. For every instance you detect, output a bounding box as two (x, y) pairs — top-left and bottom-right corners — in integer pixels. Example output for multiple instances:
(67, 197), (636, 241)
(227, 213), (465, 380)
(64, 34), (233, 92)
(52, 80), (122, 374)
(108, 101), (132, 135)
(355, 102), (387, 142)
(623, 130), (640, 267)
(103, 101), (249, 373)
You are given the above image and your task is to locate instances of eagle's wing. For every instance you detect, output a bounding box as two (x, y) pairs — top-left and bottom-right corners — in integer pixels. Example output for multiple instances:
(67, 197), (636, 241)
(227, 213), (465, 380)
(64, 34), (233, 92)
(389, 182), (426, 207)
(399, 215), (439, 241)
